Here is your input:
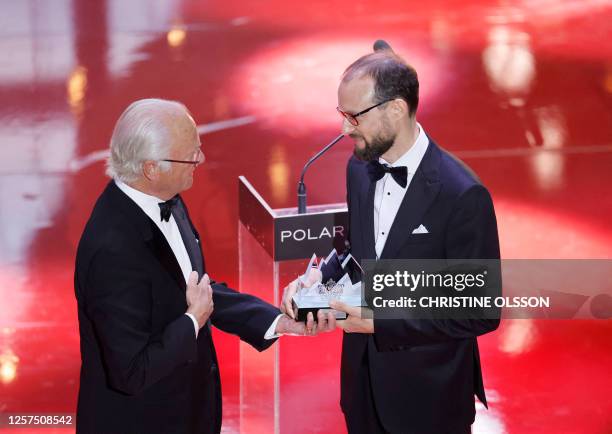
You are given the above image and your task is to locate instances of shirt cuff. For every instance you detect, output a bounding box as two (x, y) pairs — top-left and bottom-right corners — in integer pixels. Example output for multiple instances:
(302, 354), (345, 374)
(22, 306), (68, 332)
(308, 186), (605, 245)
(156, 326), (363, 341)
(264, 314), (284, 339)
(184, 313), (199, 338)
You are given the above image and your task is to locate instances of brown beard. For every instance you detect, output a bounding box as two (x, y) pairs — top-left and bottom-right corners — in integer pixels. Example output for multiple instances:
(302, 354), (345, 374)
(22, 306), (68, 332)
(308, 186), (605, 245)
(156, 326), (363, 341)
(352, 131), (396, 162)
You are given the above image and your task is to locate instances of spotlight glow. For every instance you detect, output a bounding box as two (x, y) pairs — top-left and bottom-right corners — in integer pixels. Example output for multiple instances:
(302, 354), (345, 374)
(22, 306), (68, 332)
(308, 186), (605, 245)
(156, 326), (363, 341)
(0, 349), (19, 385)
(499, 319), (537, 355)
(229, 35), (442, 134)
(67, 66), (88, 117)
(268, 144), (291, 204)
(167, 27), (187, 47)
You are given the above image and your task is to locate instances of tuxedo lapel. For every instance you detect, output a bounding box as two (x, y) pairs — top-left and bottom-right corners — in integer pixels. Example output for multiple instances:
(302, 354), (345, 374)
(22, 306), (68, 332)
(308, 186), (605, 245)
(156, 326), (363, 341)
(380, 140), (442, 259)
(360, 179), (377, 260)
(174, 197), (213, 331)
(181, 197), (206, 272)
(145, 225), (186, 292)
(106, 181), (186, 293)
(173, 198), (205, 278)
(380, 170), (440, 259)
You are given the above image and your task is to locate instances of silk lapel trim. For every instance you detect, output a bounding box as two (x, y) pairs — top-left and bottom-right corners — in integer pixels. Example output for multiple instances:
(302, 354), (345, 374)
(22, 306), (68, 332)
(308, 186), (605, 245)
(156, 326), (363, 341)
(360, 180), (377, 260)
(145, 219), (186, 293)
(380, 168), (441, 260)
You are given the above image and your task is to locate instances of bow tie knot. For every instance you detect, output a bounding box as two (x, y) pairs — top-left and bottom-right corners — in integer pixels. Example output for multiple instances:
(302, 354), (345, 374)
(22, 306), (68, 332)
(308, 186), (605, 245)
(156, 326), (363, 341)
(367, 161), (408, 188)
(159, 196), (179, 222)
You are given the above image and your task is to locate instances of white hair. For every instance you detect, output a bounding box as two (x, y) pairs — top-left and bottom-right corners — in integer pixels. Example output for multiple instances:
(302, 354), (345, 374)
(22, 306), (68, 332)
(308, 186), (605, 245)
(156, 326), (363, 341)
(106, 98), (190, 183)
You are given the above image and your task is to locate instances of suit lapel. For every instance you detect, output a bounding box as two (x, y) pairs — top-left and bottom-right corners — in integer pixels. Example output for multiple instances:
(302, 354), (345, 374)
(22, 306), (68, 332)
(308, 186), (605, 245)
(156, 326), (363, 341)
(145, 223), (187, 292)
(106, 181), (186, 293)
(380, 170), (440, 259)
(360, 178), (377, 260)
(380, 140), (442, 259)
(175, 197), (206, 275)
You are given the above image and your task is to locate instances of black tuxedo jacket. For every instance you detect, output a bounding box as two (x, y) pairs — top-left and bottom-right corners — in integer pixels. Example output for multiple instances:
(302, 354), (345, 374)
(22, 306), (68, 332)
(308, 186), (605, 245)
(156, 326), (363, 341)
(74, 181), (279, 434)
(322, 140), (500, 434)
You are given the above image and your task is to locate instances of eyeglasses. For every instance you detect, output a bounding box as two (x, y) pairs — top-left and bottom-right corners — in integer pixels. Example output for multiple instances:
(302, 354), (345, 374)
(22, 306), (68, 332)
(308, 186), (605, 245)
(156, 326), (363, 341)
(161, 148), (204, 166)
(336, 99), (392, 126)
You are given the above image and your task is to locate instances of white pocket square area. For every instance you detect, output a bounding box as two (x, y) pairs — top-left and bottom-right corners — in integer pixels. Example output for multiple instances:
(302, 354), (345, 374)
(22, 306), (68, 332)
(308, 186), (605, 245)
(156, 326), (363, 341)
(412, 224), (429, 234)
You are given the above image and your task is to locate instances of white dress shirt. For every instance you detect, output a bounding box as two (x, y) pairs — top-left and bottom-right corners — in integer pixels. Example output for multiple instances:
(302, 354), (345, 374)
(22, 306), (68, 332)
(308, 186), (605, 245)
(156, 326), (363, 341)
(374, 123), (429, 258)
(115, 181), (283, 340)
(116, 181), (192, 280)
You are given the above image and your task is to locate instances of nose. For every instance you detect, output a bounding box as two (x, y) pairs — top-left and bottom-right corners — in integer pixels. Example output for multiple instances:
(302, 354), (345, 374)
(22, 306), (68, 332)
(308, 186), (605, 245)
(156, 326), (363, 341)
(196, 149), (205, 166)
(342, 117), (356, 135)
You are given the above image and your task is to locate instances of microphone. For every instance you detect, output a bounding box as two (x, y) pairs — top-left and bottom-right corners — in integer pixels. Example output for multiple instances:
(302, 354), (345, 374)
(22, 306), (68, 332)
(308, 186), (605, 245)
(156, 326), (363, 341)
(373, 39), (393, 52)
(297, 134), (345, 214)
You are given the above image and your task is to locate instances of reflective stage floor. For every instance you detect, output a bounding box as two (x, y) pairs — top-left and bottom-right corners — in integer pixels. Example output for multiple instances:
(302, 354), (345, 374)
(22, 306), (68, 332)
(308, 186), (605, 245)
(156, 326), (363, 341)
(0, 0), (611, 433)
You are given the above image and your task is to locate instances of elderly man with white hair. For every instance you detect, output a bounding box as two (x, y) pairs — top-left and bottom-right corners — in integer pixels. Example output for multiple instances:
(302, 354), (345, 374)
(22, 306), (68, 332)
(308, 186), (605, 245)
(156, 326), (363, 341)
(74, 98), (336, 434)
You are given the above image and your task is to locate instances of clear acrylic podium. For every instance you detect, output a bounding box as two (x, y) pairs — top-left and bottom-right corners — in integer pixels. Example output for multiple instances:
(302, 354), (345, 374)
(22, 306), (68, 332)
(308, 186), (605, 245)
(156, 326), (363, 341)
(237, 176), (348, 434)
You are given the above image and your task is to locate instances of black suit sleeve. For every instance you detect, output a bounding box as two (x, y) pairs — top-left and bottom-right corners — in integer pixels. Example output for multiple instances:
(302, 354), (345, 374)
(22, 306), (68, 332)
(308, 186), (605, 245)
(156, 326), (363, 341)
(210, 283), (280, 352)
(85, 246), (197, 396)
(373, 185), (501, 348)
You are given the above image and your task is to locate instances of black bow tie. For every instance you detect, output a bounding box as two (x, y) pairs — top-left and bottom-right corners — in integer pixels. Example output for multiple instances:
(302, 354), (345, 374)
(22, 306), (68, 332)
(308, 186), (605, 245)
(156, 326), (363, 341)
(159, 196), (179, 222)
(367, 161), (408, 188)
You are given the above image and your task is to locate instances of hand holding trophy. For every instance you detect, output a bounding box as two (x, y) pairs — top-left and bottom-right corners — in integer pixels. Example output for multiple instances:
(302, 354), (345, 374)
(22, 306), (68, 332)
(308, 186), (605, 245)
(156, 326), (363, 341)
(281, 250), (366, 323)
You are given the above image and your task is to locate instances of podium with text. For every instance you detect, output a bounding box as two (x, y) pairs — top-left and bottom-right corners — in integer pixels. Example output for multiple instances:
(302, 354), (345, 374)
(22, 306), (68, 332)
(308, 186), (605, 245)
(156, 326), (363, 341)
(238, 176), (348, 434)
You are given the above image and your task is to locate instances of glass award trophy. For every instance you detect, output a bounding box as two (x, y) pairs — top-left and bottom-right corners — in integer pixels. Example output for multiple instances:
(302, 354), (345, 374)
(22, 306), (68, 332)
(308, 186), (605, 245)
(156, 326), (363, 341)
(292, 250), (365, 320)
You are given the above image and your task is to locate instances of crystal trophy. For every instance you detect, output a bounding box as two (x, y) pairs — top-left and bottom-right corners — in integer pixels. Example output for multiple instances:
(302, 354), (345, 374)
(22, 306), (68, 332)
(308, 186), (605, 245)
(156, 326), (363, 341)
(291, 250), (365, 321)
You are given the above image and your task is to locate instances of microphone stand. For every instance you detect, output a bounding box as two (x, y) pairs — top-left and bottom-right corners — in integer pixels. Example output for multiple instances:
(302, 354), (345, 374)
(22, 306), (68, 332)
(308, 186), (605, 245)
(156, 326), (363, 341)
(297, 134), (345, 214)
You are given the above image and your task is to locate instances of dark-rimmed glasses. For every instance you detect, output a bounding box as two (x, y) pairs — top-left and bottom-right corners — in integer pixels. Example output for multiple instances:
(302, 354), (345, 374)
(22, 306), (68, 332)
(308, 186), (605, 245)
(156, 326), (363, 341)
(336, 99), (392, 126)
(161, 149), (204, 166)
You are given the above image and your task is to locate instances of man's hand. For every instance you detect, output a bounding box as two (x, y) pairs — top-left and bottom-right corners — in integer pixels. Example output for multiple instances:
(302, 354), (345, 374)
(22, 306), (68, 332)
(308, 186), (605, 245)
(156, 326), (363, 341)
(186, 272), (214, 329)
(280, 268), (322, 319)
(329, 300), (374, 334)
(275, 310), (336, 336)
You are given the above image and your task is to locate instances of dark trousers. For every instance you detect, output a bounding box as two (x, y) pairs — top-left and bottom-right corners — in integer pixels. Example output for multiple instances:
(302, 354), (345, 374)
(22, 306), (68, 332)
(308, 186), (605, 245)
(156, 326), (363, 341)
(342, 360), (471, 434)
(344, 410), (471, 434)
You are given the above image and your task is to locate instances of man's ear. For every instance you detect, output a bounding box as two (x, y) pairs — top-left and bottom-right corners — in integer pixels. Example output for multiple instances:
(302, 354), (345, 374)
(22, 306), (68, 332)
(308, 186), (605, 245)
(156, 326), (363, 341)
(142, 160), (159, 181)
(389, 98), (409, 120)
